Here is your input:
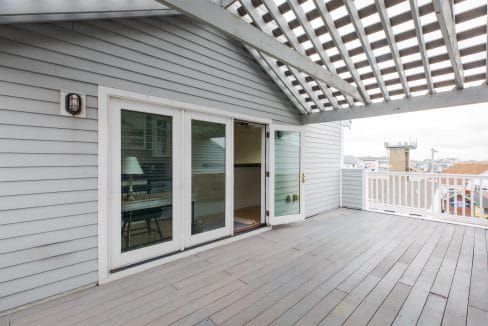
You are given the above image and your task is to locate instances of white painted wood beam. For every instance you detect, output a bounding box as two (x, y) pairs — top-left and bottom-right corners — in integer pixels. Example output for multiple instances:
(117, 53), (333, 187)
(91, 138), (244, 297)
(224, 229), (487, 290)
(240, 0), (321, 112)
(432, 0), (464, 89)
(157, 0), (362, 102)
(260, 0), (340, 110)
(313, 0), (371, 104)
(221, 0), (237, 8)
(409, 0), (434, 94)
(302, 86), (488, 123)
(247, 47), (310, 114)
(283, 0), (353, 108)
(343, 1), (390, 101)
(375, 0), (411, 98)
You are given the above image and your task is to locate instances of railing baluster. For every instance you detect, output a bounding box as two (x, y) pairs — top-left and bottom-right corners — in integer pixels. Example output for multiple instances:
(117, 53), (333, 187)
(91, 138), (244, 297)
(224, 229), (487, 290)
(462, 177), (466, 218)
(454, 177), (458, 217)
(424, 176), (428, 212)
(470, 176), (474, 218)
(445, 177), (449, 217)
(392, 175), (396, 207)
(480, 177), (484, 218)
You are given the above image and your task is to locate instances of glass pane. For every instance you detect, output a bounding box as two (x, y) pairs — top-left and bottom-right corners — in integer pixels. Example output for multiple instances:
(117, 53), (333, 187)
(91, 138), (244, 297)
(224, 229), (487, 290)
(274, 130), (301, 217)
(121, 110), (172, 252)
(192, 120), (226, 234)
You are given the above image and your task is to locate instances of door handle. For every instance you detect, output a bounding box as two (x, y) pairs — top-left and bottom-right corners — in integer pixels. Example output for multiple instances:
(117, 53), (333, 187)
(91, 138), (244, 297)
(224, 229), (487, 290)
(301, 173), (305, 184)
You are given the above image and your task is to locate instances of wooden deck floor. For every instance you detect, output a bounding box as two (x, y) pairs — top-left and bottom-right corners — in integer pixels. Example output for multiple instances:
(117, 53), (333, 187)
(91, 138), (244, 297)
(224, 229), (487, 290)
(2, 209), (487, 325)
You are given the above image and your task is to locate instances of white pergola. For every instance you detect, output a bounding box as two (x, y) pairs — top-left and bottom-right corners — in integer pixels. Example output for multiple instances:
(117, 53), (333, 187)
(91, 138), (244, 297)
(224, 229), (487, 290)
(160, 0), (488, 123)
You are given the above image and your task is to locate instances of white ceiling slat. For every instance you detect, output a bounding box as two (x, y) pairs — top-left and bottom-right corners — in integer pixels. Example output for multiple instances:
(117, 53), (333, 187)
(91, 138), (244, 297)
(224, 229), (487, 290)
(408, 0), (434, 95)
(285, 0), (354, 108)
(313, 0), (371, 104)
(239, 0), (317, 112)
(158, 0), (363, 102)
(343, 0), (390, 101)
(432, 0), (464, 89)
(375, 0), (411, 98)
(261, 0), (341, 110)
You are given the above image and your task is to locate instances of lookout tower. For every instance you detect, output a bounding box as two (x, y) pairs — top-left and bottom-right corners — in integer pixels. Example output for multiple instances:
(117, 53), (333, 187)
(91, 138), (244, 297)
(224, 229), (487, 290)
(384, 140), (417, 172)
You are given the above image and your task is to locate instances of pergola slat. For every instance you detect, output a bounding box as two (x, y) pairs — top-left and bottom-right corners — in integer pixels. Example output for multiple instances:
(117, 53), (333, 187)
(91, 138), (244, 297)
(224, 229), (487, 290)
(432, 0), (464, 89)
(285, 0), (354, 108)
(262, 0), (341, 110)
(342, 0), (389, 101)
(313, 0), (371, 104)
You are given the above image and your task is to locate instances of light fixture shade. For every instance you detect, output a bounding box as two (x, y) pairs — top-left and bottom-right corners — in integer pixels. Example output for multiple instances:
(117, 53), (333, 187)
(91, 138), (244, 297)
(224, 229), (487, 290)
(122, 156), (144, 175)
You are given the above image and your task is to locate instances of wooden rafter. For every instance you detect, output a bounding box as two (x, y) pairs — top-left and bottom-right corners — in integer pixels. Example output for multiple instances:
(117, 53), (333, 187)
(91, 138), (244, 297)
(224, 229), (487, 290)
(343, 0), (389, 101)
(286, 0), (354, 108)
(262, 0), (341, 110)
(312, 0), (371, 104)
(408, 0), (434, 94)
(432, 0), (464, 89)
(375, 0), (411, 98)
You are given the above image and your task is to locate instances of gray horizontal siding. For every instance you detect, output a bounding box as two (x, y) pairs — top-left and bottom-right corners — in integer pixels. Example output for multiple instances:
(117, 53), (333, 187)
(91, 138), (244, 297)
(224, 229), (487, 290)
(0, 14), (300, 313)
(341, 169), (365, 210)
(304, 123), (342, 217)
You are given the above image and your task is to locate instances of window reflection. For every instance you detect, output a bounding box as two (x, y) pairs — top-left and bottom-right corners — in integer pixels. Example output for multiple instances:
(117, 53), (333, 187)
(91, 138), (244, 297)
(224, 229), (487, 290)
(191, 120), (226, 234)
(121, 110), (173, 252)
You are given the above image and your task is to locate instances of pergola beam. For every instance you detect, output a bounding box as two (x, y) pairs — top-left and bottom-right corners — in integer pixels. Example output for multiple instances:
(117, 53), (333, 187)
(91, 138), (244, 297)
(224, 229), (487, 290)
(302, 86), (488, 124)
(158, 0), (362, 102)
(221, 0), (237, 8)
(313, 0), (371, 104)
(408, 0), (434, 95)
(240, 0), (319, 112)
(285, 0), (352, 108)
(247, 47), (309, 114)
(261, 0), (340, 110)
(432, 0), (464, 89)
(343, 0), (390, 101)
(375, 0), (411, 98)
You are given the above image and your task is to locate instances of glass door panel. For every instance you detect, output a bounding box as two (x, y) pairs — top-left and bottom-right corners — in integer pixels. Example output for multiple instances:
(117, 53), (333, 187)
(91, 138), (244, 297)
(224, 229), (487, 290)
(185, 113), (232, 247)
(269, 126), (304, 225)
(121, 109), (173, 252)
(110, 98), (181, 269)
(274, 130), (301, 217)
(191, 120), (226, 234)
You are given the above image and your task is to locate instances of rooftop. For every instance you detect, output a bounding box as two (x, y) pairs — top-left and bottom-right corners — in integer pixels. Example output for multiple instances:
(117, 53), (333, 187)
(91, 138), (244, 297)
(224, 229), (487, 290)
(443, 162), (488, 175)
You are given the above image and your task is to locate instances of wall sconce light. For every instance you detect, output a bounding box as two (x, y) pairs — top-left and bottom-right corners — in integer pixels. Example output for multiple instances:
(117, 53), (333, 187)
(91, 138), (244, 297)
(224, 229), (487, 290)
(60, 91), (86, 118)
(65, 93), (82, 116)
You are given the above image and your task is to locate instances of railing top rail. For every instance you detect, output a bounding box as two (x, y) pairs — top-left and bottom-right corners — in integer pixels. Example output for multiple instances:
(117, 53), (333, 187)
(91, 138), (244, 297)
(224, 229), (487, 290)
(366, 171), (488, 179)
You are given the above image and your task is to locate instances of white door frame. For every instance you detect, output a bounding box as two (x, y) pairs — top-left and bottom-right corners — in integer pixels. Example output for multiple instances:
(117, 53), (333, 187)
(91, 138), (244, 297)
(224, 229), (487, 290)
(268, 124), (305, 225)
(98, 86), (274, 282)
(183, 111), (234, 248)
(108, 98), (183, 269)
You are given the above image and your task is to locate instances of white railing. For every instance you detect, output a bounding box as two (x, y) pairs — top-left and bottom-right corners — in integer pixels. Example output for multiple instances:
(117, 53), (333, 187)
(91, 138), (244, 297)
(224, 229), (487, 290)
(365, 171), (488, 226)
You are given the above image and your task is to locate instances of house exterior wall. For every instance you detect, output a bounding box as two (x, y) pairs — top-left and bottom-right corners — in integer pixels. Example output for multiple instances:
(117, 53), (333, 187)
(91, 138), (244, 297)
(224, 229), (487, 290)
(0, 15), (340, 313)
(341, 169), (365, 210)
(304, 122), (342, 216)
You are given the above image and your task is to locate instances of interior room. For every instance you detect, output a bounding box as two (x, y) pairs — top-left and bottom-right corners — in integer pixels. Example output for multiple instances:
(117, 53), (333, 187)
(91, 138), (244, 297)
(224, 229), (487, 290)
(233, 121), (264, 233)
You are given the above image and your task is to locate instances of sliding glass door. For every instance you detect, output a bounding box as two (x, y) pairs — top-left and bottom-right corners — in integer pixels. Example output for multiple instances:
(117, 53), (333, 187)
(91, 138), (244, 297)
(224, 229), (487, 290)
(109, 98), (181, 269)
(184, 112), (233, 247)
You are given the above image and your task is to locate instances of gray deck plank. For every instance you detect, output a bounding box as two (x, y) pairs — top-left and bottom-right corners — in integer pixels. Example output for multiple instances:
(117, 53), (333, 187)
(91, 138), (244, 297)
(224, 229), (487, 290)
(1, 209), (483, 326)
(442, 226), (475, 326)
(393, 224), (453, 325)
(468, 228), (488, 311)
(417, 293), (447, 326)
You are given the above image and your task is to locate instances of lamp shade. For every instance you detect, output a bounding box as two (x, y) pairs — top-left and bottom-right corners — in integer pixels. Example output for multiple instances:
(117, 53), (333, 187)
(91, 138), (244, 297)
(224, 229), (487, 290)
(122, 156), (144, 175)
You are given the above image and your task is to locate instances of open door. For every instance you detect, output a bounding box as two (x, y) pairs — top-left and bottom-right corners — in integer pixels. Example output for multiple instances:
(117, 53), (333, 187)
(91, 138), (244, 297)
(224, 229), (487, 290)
(269, 125), (305, 225)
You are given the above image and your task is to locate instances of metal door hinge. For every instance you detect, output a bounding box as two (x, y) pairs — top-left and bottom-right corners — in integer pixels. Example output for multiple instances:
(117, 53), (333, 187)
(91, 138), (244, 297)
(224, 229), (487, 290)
(266, 131), (270, 138)
(266, 210), (270, 217)
(266, 171), (270, 177)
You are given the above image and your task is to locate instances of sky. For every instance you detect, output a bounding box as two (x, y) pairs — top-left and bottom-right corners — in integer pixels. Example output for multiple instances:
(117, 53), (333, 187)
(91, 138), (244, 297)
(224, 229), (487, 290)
(343, 102), (488, 161)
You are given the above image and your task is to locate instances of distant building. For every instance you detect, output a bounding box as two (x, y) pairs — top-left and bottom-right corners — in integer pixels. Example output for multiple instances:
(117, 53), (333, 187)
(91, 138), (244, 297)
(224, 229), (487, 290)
(384, 140), (417, 172)
(358, 156), (388, 172)
(343, 155), (364, 169)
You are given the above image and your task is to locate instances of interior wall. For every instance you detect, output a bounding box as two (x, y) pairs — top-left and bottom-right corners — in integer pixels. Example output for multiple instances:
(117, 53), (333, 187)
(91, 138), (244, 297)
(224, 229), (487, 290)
(234, 123), (262, 210)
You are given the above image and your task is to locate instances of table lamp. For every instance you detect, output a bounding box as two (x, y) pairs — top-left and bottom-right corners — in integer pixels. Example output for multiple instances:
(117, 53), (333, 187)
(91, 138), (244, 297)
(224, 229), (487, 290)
(122, 156), (144, 200)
